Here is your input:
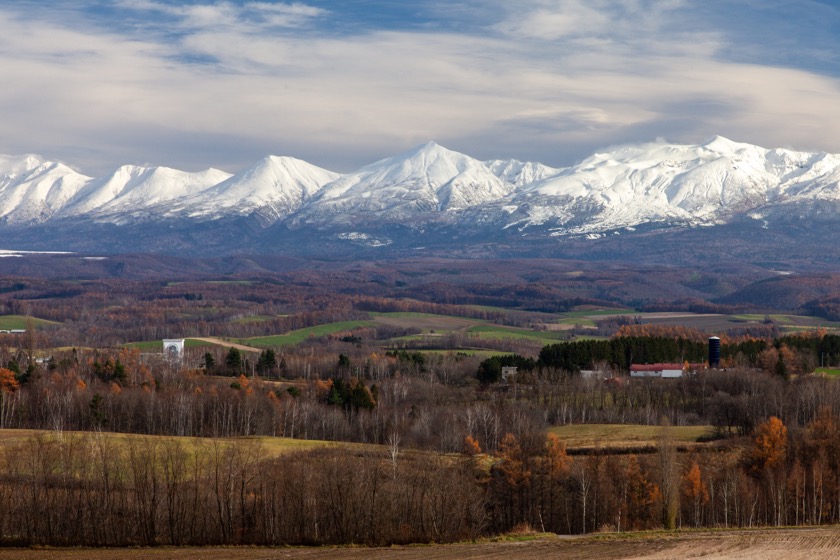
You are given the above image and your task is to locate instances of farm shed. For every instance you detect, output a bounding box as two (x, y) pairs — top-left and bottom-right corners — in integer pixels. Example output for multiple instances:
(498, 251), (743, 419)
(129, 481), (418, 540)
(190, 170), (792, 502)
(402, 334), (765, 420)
(629, 362), (705, 378)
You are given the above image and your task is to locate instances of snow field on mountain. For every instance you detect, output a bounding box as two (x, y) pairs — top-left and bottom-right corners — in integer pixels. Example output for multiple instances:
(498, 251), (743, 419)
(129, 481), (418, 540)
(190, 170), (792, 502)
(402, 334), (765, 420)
(1, 137), (840, 238)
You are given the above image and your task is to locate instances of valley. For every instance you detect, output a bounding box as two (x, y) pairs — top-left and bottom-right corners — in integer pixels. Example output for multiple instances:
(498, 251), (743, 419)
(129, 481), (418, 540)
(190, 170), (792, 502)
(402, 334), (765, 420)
(2, 254), (840, 548)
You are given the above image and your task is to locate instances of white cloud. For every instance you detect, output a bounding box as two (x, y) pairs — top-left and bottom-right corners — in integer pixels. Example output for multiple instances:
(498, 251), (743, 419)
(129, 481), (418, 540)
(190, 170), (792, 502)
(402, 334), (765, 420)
(116, 0), (326, 31)
(0, 1), (838, 174)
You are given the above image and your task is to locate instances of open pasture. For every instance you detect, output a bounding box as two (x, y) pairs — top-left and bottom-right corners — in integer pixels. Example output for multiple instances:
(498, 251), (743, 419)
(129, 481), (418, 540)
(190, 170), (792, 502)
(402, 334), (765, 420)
(734, 313), (840, 331)
(0, 314), (60, 330)
(237, 320), (376, 347)
(371, 311), (478, 331)
(552, 310), (840, 334)
(123, 338), (247, 351)
(467, 324), (569, 342)
(121, 308), (840, 356)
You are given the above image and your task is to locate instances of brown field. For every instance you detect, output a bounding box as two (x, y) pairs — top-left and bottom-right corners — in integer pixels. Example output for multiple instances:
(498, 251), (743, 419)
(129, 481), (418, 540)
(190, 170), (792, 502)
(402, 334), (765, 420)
(3, 527), (840, 559)
(547, 424), (714, 449)
(0, 429), (355, 458)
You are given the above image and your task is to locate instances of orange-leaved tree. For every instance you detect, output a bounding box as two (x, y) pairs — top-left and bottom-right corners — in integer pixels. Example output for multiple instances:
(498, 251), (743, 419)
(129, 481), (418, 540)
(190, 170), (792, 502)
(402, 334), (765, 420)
(748, 416), (788, 473)
(746, 416), (789, 526)
(682, 461), (709, 527)
(0, 368), (18, 393)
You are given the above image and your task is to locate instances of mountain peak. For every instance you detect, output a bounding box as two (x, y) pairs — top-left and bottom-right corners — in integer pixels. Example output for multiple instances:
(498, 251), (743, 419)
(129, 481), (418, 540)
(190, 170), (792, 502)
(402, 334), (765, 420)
(398, 141), (452, 160)
(0, 154), (49, 177)
(2, 136), (839, 255)
(701, 135), (756, 153)
(415, 140), (441, 151)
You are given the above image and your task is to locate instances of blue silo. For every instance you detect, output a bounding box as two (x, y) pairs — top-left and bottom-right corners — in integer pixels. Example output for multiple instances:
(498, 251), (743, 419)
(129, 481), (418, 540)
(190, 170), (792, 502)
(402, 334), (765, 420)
(709, 336), (721, 368)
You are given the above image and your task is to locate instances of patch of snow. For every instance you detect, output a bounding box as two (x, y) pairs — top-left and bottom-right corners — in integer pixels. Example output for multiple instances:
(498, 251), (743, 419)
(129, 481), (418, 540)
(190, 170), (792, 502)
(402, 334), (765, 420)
(337, 232), (392, 247)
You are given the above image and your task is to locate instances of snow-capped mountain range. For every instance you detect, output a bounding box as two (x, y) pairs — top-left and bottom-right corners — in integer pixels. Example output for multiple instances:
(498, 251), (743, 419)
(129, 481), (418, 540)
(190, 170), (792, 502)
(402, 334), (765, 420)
(2, 136), (840, 256)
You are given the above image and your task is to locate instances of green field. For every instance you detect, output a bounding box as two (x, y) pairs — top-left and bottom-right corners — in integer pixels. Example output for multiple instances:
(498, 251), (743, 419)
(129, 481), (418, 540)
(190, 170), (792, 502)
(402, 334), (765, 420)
(373, 311), (452, 319)
(733, 314), (840, 331)
(123, 338), (227, 350)
(241, 320), (377, 347)
(467, 324), (569, 342)
(0, 315), (60, 330)
(372, 312), (480, 331)
(815, 367), (840, 377)
(232, 315), (277, 324)
(122, 309), (840, 355)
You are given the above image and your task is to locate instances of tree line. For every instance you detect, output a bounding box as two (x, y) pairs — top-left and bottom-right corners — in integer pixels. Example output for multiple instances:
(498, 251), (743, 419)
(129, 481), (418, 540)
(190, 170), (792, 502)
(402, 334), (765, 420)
(2, 410), (840, 546)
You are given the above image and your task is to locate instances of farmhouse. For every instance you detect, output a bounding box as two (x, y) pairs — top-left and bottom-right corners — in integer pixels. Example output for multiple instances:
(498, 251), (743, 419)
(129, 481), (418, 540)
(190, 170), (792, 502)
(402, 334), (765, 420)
(629, 362), (705, 378)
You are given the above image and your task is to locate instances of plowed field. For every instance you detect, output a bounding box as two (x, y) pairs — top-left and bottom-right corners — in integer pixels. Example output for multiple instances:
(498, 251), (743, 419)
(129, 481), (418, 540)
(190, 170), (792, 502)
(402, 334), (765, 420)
(3, 527), (840, 559)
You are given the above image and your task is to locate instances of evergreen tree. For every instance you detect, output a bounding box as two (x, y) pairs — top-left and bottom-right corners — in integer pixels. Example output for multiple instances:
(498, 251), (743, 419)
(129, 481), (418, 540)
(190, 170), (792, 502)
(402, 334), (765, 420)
(225, 347), (242, 375)
(256, 349), (277, 376)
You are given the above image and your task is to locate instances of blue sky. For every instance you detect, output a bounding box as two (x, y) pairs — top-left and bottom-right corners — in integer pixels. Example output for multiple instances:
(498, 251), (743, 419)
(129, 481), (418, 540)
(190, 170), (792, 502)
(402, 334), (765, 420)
(1, 0), (839, 175)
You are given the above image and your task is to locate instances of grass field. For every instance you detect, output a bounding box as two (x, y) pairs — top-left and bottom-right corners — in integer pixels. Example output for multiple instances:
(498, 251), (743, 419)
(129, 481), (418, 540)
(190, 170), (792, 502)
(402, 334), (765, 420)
(0, 315), (60, 330)
(815, 367), (840, 377)
(123, 338), (225, 351)
(121, 309), (840, 355)
(0, 424), (712, 458)
(467, 324), (569, 342)
(371, 312), (479, 331)
(733, 314), (840, 331)
(232, 315), (277, 324)
(241, 320), (377, 347)
(0, 428), (352, 458)
(548, 424), (713, 448)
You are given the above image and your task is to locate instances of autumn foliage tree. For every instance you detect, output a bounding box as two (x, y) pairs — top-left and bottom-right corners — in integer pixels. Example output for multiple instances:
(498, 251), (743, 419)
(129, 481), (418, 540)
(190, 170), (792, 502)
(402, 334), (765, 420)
(0, 368), (19, 393)
(748, 416), (788, 473)
(746, 416), (788, 525)
(682, 461), (710, 527)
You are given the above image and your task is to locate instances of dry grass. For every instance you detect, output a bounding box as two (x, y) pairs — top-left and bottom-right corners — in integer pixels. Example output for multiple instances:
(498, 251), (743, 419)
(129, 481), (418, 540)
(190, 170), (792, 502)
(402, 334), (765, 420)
(0, 429), (358, 459)
(547, 424), (713, 449)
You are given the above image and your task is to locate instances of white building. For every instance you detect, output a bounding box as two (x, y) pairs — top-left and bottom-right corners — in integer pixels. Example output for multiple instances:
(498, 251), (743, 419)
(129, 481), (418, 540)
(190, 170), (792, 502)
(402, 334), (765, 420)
(163, 339), (185, 362)
(630, 363), (684, 378)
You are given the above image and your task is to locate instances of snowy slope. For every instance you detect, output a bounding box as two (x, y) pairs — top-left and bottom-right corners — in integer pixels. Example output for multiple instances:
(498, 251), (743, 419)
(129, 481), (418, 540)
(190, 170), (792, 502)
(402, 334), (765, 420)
(162, 155), (340, 221)
(2, 137), (840, 250)
(0, 155), (90, 224)
(298, 142), (514, 224)
(490, 136), (840, 235)
(485, 159), (561, 188)
(58, 165), (232, 222)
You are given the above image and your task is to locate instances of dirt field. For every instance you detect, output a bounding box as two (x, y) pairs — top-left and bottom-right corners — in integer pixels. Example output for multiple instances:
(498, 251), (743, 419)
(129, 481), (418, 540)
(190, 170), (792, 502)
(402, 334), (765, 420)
(3, 528), (840, 559)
